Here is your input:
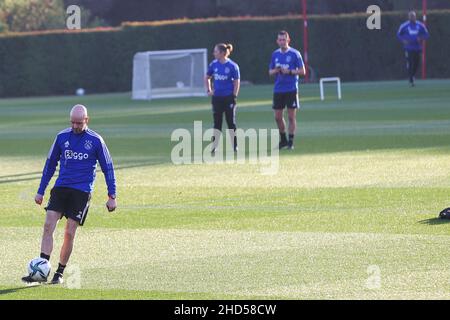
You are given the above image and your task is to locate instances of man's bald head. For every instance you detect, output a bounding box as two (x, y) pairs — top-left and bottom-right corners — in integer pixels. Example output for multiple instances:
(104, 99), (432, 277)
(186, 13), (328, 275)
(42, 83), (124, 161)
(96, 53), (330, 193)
(70, 104), (88, 119)
(70, 104), (89, 134)
(409, 11), (417, 22)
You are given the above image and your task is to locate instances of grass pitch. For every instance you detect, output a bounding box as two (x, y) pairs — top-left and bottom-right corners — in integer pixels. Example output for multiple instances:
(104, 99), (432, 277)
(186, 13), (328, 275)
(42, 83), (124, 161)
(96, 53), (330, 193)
(0, 80), (449, 299)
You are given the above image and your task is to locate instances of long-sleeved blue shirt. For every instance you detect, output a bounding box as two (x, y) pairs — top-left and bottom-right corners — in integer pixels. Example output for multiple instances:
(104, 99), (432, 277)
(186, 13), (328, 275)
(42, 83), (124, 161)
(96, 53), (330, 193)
(38, 127), (116, 196)
(397, 20), (429, 52)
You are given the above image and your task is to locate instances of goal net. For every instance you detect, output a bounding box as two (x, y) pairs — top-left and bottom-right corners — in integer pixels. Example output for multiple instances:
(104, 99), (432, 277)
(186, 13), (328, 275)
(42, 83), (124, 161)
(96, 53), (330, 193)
(132, 48), (207, 100)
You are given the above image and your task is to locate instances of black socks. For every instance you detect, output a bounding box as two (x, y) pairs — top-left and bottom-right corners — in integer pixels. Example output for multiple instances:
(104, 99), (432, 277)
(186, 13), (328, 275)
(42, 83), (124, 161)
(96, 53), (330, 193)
(40, 252), (50, 261)
(280, 131), (287, 143)
(280, 132), (294, 144)
(56, 263), (66, 275)
(40, 253), (66, 275)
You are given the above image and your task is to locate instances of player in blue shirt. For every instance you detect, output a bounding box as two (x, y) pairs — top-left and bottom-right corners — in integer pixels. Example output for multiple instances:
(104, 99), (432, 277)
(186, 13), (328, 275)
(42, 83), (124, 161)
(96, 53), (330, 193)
(205, 43), (240, 153)
(22, 104), (117, 285)
(269, 30), (305, 150)
(397, 11), (430, 87)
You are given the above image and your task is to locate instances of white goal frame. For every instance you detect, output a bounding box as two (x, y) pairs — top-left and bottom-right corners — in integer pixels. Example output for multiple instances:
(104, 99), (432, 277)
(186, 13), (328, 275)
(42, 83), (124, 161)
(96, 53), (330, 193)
(319, 77), (342, 101)
(132, 48), (208, 100)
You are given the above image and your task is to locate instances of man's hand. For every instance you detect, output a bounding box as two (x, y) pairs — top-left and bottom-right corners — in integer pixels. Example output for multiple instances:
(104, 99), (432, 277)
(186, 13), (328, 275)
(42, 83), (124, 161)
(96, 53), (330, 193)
(35, 193), (43, 205)
(281, 68), (291, 75)
(207, 89), (214, 96)
(269, 67), (281, 76)
(231, 94), (237, 106)
(106, 197), (117, 212)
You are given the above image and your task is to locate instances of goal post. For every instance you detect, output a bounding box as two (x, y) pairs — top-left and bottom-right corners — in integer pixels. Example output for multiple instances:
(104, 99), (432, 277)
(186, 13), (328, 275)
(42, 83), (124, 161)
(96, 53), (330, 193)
(319, 77), (342, 101)
(132, 48), (207, 100)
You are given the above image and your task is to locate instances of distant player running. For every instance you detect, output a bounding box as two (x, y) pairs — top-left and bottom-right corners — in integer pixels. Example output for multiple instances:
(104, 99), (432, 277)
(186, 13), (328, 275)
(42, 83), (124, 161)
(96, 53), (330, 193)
(205, 43), (240, 153)
(397, 11), (430, 87)
(269, 30), (305, 150)
(22, 104), (117, 285)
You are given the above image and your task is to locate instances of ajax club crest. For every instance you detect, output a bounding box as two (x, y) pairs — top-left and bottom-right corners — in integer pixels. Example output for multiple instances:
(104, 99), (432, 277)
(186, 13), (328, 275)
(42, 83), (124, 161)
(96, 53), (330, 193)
(84, 140), (93, 150)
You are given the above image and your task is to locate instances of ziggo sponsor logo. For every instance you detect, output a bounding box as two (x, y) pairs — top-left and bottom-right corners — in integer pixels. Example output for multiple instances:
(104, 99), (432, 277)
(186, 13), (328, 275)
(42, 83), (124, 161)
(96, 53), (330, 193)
(65, 150), (89, 160)
(214, 74), (229, 81)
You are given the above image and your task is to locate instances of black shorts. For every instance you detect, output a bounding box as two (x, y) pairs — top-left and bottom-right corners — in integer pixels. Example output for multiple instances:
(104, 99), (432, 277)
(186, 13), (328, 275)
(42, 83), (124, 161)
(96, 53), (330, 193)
(272, 91), (300, 110)
(45, 187), (91, 226)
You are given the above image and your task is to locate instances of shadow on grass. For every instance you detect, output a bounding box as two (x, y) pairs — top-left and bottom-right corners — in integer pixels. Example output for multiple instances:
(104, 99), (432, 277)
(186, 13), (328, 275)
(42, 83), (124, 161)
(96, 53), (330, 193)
(0, 176), (42, 185)
(0, 160), (167, 185)
(418, 218), (450, 225)
(0, 285), (39, 296)
(0, 171), (42, 179)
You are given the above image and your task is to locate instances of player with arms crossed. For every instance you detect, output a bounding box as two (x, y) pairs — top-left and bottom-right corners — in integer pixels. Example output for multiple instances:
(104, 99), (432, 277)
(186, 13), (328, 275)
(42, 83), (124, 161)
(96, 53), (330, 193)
(22, 104), (117, 285)
(269, 30), (305, 150)
(205, 43), (240, 153)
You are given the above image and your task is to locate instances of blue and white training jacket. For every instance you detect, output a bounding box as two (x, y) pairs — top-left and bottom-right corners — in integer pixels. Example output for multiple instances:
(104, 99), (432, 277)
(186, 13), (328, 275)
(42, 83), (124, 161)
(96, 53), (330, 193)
(38, 127), (116, 196)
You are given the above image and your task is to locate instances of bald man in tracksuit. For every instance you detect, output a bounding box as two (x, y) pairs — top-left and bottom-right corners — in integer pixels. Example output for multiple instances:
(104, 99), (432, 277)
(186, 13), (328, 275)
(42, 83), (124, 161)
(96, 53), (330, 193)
(22, 104), (117, 285)
(397, 11), (430, 87)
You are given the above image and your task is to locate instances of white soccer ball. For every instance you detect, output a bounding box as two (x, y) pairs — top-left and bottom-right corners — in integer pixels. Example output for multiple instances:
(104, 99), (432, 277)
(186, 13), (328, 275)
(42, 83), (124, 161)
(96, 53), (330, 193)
(176, 81), (185, 88)
(76, 88), (85, 96)
(27, 257), (51, 281)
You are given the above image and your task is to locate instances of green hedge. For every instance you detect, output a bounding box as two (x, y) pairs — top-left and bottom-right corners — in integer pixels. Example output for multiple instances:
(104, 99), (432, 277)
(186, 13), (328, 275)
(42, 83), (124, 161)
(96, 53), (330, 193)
(0, 11), (449, 97)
